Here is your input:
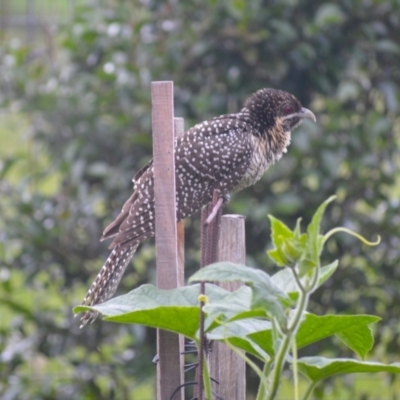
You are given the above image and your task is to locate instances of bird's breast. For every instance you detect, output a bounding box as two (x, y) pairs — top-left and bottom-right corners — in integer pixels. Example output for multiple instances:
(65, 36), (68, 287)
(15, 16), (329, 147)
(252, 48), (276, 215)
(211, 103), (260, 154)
(232, 135), (271, 192)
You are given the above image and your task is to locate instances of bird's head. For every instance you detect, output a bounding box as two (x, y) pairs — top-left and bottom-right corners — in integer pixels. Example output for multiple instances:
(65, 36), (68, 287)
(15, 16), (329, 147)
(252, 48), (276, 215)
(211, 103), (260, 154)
(244, 88), (316, 135)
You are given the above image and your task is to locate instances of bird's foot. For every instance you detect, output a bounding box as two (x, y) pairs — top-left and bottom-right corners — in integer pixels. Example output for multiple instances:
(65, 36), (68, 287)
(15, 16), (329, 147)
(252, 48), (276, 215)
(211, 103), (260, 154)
(204, 194), (230, 225)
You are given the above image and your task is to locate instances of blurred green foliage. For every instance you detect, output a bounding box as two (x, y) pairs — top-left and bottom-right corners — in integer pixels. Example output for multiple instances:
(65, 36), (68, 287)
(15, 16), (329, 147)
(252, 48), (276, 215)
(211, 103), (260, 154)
(1, 0), (400, 398)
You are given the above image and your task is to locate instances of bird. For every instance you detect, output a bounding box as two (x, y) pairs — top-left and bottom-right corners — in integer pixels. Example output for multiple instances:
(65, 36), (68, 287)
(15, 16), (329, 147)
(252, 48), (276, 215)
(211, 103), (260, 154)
(79, 88), (316, 327)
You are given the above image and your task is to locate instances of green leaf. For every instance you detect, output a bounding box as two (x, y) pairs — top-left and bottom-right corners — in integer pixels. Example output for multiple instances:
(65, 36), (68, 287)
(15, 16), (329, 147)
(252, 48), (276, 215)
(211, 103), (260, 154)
(202, 285), (266, 331)
(300, 195), (336, 274)
(297, 357), (400, 382)
(268, 197), (337, 274)
(271, 261), (338, 295)
(307, 195), (336, 251)
(293, 217), (303, 239)
(296, 314), (380, 357)
(74, 283), (231, 339)
(247, 326), (274, 357)
(269, 215), (294, 248)
(267, 216), (306, 266)
(267, 215), (295, 266)
(318, 261), (339, 286)
(336, 323), (376, 360)
(203, 285), (253, 320)
(242, 313), (379, 358)
(267, 248), (287, 266)
(270, 268), (298, 294)
(207, 318), (272, 360)
(189, 262), (290, 324)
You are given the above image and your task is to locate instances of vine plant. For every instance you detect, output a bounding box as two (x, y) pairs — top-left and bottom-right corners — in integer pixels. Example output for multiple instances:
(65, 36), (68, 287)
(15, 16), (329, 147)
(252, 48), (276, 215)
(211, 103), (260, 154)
(75, 196), (400, 399)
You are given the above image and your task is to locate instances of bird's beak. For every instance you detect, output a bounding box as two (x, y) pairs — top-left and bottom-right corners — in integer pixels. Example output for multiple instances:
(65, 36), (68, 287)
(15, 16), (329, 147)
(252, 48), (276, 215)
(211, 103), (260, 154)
(300, 107), (316, 122)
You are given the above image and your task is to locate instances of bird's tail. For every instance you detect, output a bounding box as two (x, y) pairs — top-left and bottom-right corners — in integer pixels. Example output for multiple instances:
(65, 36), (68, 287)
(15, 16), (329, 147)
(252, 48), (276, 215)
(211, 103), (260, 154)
(79, 243), (139, 328)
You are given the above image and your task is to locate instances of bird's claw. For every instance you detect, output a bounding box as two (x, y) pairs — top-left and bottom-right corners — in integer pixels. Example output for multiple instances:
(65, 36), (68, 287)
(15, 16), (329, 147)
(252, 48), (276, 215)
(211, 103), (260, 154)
(204, 195), (229, 225)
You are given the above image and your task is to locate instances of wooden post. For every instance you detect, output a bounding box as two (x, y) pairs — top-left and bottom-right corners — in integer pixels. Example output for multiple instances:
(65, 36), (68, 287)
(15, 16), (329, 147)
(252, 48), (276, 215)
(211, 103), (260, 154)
(211, 214), (246, 399)
(152, 81), (184, 400)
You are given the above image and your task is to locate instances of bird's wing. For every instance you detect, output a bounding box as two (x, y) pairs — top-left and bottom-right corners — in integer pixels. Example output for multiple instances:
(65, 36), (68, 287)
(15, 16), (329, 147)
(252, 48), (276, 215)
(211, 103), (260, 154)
(174, 116), (254, 220)
(102, 115), (255, 247)
(132, 159), (153, 184)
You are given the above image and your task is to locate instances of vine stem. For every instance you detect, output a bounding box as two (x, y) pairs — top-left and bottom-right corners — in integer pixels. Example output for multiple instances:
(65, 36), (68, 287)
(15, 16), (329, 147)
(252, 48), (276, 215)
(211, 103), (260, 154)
(300, 381), (318, 400)
(256, 361), (272, 400)
(266, 260), (319, 400)
(264, 265), (321, 400)
(323, 227), (380, 246)
(266, 289), (309, 400)
(292, 338), (299, 400)
(202, 353), (213, 400)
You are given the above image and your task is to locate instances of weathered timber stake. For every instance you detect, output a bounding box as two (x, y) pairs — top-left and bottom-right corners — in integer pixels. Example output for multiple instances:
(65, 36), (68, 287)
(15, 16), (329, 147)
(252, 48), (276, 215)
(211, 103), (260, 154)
(152, 81), (183, 400)
(211, 214), (247, 400)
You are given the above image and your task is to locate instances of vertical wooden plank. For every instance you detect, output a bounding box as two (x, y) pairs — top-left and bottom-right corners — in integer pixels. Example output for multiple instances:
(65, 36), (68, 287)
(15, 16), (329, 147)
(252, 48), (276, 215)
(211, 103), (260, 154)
(152, 81), (178, 289)
(152, 82), (183, 400)
(211, 214), (246, 400)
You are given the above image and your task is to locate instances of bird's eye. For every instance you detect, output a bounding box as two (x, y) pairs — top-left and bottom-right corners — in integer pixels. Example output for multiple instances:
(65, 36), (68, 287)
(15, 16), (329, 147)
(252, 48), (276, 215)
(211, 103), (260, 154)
(283, 105), (293, 115)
